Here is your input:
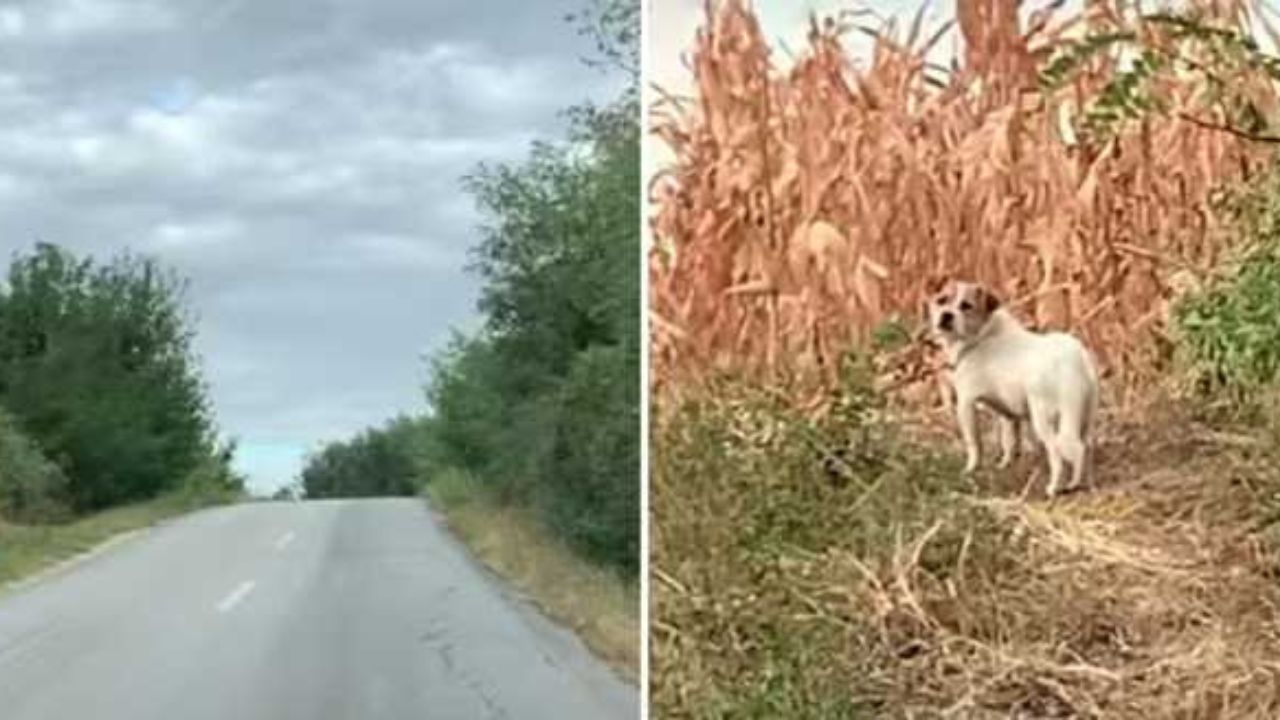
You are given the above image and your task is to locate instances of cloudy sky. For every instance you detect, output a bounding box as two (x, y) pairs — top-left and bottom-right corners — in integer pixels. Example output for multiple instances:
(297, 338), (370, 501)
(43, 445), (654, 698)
(0, 0), (620, 494)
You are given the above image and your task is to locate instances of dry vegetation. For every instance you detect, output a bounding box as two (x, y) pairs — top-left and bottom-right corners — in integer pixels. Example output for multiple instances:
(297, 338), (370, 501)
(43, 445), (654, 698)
(650, 0), (1280, 716)
(650, 0), (1278, 394)
(0, 486), (239, 591)
(652, 379), (1280, 717)
(425, 473), (639, 680)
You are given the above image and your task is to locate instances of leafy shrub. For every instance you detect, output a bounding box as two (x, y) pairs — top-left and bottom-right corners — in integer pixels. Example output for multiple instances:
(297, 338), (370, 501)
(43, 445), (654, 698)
(0, 407), (70, 523)
(651, 367), (980, 716)
(651, 364), (1280, 717)
(424, 466), (483, 511)
(170, 447), (245, 510)
(0, 243), (217, 512)
(304, 0), (639, 575)
(412, 45), (639, 571)
(1174, 167), (1280, 402)
(543, 343), (638, 571)
(300, 417), (424, 499)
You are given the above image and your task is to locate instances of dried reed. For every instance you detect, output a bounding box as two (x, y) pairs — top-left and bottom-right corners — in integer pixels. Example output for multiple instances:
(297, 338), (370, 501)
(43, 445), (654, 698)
(650, 0), (1279, 398)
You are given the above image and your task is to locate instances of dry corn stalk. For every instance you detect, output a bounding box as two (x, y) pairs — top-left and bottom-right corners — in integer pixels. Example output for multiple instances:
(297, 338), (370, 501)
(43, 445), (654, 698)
(650, 0), (1279, 399)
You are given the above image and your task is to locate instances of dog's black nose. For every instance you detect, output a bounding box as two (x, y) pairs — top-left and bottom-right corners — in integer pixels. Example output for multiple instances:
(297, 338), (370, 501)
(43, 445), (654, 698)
(939, 311), (954, 330)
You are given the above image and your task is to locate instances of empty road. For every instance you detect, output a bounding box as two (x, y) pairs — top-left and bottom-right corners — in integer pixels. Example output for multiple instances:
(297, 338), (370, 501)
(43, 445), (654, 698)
(0, 499), (637, 719)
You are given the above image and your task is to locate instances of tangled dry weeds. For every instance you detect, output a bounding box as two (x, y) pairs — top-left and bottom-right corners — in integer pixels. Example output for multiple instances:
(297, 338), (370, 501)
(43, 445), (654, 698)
(651, 387), (1280, 717)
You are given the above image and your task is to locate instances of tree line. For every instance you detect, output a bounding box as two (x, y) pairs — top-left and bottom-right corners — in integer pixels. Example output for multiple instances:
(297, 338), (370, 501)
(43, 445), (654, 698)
(301, 0), (639, 572)
(299, 416), (425, 499)
(0, 243), (240, 523)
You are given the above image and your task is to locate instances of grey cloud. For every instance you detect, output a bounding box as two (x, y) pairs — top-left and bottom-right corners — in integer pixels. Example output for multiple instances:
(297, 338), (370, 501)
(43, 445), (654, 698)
(0, 0), (621, 492)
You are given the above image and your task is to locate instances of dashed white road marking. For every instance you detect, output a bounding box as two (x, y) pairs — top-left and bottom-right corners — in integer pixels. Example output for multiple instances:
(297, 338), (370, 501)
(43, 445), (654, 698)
(274, 531), (296, 551)
(216, 581), (256, 613)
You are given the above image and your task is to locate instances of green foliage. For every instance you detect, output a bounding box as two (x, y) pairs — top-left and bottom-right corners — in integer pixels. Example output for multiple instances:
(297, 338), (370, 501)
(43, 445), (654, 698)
(540, 344), (639, 566)
(423, 335), (512, 481)
(1174, 167), (1280, 400)
(305, 0), (639, 572)
(0, 408), (69, 523)
(567, 0), (639, 83)
(420, 0), (639, 571)
(429, 88), (639, 568)
(869, 316), (911, 353)
(175, 443), (246, 507)
(300, 416), (426, 499)
(423, 466), (483, 512)
(270, 486), (297, 502)
(1039, 11), (1280, 145)
(651, 371), (974, 715)
(0, 243), (227, 513)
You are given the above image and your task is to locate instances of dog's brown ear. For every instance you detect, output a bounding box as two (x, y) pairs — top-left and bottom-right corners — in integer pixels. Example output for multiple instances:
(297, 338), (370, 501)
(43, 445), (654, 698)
(924, 274), (948, 296)
(919, 276), (942, 330)
(977, 285), (1001, 314)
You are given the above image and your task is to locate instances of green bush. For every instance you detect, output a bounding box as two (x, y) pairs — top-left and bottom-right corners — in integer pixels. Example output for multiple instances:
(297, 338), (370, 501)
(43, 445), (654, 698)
(650, 368), (977, 716)
(300, 417), (423, 499)
(1174, 167), (1280, 402)
(0, 243), (218, 512)
(414, 55), (639, 571)
(0, 408), (70, 523)
(304, 0), (639, 575)
(170, 448), (245, 510)
(543, 343), (638, 571)
(424, 466), (484, 511)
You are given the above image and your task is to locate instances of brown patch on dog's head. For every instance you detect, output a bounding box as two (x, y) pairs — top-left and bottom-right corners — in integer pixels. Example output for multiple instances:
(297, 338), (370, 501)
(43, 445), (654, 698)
(924, 274), (949, 297)
(927, 279), (1001, 342)
(974, 284), (1001, 315)
(924, 277), (954, 311)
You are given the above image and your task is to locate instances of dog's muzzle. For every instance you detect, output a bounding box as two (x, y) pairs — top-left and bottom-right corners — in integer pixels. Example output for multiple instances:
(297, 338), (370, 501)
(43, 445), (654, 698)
(938, 311), (954, 331)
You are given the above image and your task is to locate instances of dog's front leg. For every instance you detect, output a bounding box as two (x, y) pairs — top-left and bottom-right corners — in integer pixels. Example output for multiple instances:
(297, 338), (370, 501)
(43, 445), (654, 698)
(956, 395), (981, 474)
(998, 416), (1020, 468)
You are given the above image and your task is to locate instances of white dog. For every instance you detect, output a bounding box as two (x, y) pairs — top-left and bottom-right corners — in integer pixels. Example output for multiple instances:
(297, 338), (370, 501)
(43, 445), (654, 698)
(925, 280), (1100, 497)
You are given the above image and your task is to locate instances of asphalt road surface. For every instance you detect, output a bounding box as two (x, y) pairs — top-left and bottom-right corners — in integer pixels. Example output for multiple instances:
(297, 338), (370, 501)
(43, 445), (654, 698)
(0, 498), (637, 719)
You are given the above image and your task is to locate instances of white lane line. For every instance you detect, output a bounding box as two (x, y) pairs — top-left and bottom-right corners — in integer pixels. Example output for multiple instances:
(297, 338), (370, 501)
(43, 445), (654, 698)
(274, 531), (296, 551)
(216, 580), (256, 613)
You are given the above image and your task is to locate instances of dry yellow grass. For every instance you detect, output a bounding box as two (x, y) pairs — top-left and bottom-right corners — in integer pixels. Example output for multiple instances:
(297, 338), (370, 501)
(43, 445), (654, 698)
(428, 490), (640, 680)
(649, 0), (1279, 398)
(651, 379), (1280, 717)
(0, 488), (239, 590)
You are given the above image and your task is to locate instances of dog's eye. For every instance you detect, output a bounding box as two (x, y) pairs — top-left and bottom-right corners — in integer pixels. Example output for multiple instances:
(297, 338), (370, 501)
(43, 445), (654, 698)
(959, 300), (973, 311)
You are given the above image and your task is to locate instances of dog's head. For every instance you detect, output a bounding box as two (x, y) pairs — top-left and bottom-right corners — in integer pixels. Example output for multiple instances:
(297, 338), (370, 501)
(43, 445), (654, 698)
(924, 278), (1001, 343)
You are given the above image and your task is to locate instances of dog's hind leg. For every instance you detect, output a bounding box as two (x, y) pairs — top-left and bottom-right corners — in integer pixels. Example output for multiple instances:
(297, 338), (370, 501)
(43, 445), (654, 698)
(1059, 393), (1094, 492)
(1029, 400), (1063, 497)
(1059, 432), (1087, 492)
(997, 416), (1020, 468)
(957, 394), (982, 474)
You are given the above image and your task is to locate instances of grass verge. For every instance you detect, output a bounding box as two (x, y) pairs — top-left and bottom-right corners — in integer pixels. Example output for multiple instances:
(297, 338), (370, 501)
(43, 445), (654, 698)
(0, 485), (239, 589)
(651, 368), (1280, 718)
(425, 468), (640, 681)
